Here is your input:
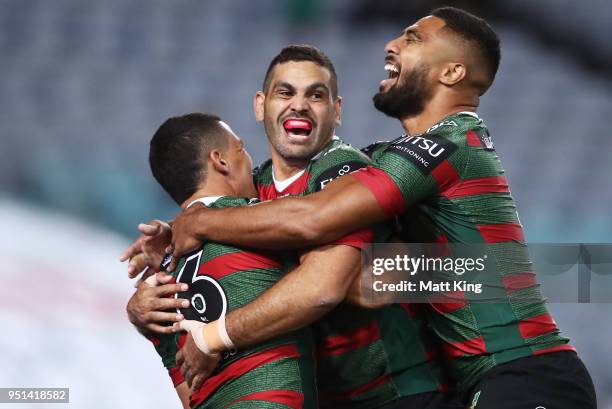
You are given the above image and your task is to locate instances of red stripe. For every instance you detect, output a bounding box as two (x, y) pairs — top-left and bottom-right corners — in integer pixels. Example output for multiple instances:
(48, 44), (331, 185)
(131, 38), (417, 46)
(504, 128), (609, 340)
(430, 291), (467, 313)
(518, 313), (559, 339)
(400, 302), (422, 317)
(333, 228), (374, 250)
(533, 343), (576, 356)
(444, 176), (509, 199)
(190, 344), (300, 407)
(228, 390), (304, 408)
(431, 159), (460, 194)
(321, 373), (391, 401)
(477, 223), (525, 243)
(168, 366), (185, 387)
(148, 334), (160, 346)
(351, 166), (406, 216)
(177, 332), (187, 349)
(198, 251), (281, 280)
(317, 320), (381, 358)
(442, 336), (486, 359)
(257, 184), (277, 201)
(466, 130), (481, 147)
(503, 272), (538, 293)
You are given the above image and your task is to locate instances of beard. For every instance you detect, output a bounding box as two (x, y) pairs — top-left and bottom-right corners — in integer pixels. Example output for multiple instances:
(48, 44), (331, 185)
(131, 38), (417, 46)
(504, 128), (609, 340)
(373, 64), (432, 120)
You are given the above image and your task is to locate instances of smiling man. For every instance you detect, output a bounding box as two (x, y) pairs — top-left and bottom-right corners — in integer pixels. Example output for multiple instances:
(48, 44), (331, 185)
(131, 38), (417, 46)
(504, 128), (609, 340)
(167, 8), (596, 409)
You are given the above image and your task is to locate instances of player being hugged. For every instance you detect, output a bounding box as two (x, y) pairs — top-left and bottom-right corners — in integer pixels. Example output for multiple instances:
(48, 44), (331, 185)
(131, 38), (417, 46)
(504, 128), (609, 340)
(139, 113), (317, 409)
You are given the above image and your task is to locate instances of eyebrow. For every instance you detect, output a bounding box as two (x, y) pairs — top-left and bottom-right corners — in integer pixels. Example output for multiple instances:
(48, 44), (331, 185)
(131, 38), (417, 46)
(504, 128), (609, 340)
(272, 81), (296, 92)
(273, 81), (330, 94)
(306, 82), (330, 94)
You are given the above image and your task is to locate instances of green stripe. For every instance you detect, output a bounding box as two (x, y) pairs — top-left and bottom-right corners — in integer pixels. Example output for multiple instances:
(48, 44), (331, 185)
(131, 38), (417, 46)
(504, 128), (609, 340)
(449, 193), (520, 225)
(198, 356), (313, 409)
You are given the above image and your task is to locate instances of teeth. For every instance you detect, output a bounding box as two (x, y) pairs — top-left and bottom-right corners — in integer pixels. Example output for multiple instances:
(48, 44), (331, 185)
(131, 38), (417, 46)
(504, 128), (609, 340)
(384, 63), (399, 73)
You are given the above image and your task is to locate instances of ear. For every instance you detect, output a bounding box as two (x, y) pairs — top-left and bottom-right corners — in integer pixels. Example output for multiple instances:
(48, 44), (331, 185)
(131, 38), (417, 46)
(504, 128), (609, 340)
(334, 96), (343, 127)
(209, 149), (230, 175)
(254, 91), (265, 123)
(439, 62), (466, 86)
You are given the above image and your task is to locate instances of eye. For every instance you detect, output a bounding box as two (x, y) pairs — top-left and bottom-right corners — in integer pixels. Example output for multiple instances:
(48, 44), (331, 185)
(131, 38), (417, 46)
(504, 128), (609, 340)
(277, 90), (292, 97)
(311, 92), (323, 100)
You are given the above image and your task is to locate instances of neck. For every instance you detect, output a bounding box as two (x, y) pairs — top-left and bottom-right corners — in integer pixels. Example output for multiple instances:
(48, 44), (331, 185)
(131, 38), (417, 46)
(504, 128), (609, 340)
(269, 150), (308, 181)
(180, 182), (236, 210)
(400, 92), (478, 135)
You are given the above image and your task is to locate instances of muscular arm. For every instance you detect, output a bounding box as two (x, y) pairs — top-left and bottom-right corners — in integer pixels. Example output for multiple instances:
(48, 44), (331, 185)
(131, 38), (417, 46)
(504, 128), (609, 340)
(170, 174), (388, 259)
(203, 243), (362, 352)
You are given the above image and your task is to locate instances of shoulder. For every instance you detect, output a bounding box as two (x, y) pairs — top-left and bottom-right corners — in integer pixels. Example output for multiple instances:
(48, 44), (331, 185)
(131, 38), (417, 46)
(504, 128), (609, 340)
(209, 196), (251, 209)
(313, 136), (372, 169)
(309, 136), (372, 191)
(253, 159), (273, 185)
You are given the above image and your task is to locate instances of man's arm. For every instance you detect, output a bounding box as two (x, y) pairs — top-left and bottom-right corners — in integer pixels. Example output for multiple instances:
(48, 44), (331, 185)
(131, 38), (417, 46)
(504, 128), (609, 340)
(175, 383), (191, 409)
(178, 243), (362, 357)
(168, 174), (388, 268)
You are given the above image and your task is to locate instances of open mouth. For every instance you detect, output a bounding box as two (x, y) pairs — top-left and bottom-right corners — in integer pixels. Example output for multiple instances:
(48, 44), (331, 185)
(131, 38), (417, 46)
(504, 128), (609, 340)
(380, 62), (400, 90)
(283, 118), (313, 142)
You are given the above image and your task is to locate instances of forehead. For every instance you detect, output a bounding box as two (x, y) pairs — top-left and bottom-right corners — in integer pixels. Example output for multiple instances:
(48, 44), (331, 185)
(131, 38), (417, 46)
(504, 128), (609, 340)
(269, 60), (332, 87)
(403, 15), (446, 38)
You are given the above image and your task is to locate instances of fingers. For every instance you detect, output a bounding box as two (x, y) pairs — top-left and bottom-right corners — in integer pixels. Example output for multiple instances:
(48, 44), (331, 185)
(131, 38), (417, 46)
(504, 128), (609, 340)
(176, 349), (184, 367)
(152, 297), (190, 311)
(128, 254), (148, 279)
(145, 323), (178, 335)
(119, 237), (144, 262)
(145, 311), (184, 324)
(138, 223), (161, 236)
(191, 374), (206, 393)
(155, 282), (188, 297)
(156, 273), (175, 284)
(138, 268), (157, 288)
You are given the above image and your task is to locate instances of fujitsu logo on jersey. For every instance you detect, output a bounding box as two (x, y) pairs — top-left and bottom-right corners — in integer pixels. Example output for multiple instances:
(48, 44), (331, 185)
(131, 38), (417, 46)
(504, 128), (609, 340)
(393, 135), (447, 158)
(388, 134), (457, 175)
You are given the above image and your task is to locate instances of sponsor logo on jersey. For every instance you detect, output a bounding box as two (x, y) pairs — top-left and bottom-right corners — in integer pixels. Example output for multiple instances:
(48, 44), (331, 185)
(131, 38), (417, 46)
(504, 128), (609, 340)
(478, 129), (495, 150)
(426, 120), (458, 134)
(386, 135), (457, 174)
(315, 160), (368, 191)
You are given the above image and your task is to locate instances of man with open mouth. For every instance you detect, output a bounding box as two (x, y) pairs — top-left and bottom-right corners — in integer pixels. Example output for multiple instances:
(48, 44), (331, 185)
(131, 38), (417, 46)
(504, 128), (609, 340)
(165, 6), (596, 409)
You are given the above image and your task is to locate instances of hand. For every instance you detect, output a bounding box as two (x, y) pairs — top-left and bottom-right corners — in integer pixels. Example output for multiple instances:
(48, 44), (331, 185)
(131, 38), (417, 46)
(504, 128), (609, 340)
(126, 273), (189, 334)
(167, 205), (208, 272)
(119, 220), (172, 278)
(176, 321), (221, 392)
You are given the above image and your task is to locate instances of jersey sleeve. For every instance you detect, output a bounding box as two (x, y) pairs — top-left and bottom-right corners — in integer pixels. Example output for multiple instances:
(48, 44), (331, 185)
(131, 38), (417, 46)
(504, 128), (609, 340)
(310, 144), (375, 249)
(352, 133), (464, 216)
(148, 332), (185, 386)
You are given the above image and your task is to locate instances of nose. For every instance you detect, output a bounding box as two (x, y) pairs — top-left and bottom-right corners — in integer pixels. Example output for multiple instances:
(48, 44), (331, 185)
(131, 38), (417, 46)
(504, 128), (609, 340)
(384, 36), (401, 58)
(290, 94), (309, 114)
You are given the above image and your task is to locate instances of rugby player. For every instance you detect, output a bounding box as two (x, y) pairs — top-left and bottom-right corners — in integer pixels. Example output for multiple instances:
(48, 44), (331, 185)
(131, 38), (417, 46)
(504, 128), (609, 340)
(124, 46), (456, 408)
(135, 113), (317, 408)
(166, 8), (596, 409)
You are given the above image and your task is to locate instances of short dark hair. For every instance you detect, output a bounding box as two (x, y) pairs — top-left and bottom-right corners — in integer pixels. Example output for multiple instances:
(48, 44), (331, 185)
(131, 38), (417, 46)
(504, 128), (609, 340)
(263, 44), (339, 98)
(431, 7), (501, 92)
(149, 113), (229, 205)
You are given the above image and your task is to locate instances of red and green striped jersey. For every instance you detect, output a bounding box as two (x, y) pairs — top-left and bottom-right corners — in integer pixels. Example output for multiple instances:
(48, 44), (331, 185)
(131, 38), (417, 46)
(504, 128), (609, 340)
(149, 196), (316, 409)
(254, 136), (447, 408)
(352, 111), (574, 391)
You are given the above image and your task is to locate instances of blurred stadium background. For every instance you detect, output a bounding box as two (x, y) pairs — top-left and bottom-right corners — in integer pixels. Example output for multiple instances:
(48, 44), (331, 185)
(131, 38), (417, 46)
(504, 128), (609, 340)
(1, 0), (611, 408)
